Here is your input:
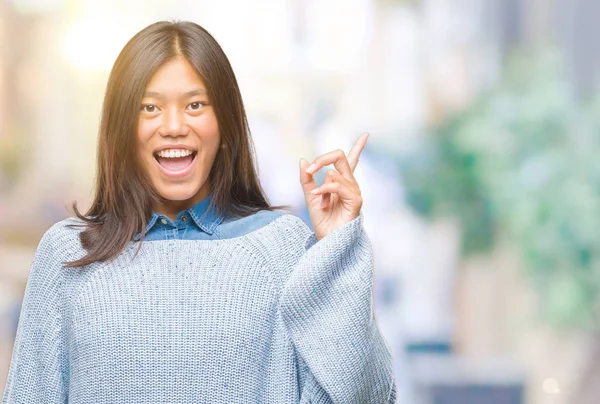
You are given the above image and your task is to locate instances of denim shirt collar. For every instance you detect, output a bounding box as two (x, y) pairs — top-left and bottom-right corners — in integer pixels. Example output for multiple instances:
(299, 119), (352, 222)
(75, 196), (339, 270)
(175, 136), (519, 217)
(134, 193), (224, 241)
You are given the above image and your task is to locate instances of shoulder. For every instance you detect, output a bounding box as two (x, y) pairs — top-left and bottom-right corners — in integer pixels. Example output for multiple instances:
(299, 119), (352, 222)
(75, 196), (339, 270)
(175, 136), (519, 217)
(218, 211), (320, 288)
(223, 209), (310, 235)
(36, 217), (87, 261)
(266, 212), (312, 237)
(239, 210), (316, 254)
(218, 209), (307, 239)
(21, 217), (87, 290)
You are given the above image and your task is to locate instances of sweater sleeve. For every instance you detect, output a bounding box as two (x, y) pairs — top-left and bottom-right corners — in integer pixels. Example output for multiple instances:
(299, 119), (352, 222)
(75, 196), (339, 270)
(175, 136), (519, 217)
(279, 212), (397, 403)
(2, 224), (70, 404)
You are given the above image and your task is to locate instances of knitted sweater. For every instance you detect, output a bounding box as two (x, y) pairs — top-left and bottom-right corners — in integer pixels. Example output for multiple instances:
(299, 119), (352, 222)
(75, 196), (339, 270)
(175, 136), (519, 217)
(2, 212), (397, 403)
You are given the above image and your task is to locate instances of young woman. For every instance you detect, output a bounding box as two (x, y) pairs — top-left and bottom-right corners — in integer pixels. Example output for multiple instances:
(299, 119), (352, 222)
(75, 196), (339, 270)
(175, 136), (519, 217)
(2, 21), (396, 403)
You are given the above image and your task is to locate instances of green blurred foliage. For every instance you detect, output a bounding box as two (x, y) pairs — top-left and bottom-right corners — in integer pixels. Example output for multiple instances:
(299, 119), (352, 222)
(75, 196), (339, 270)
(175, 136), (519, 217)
(400, 49), (600, 329)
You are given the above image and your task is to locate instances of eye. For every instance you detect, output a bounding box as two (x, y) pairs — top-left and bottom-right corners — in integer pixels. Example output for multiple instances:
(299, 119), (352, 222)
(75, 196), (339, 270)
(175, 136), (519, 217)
(141, 104), (158, 113)
(187, 102), (206, 111)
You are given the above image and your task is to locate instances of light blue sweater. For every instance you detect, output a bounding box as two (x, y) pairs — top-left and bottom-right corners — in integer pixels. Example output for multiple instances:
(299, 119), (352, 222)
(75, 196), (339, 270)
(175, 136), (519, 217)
(2, 211), (397, 403)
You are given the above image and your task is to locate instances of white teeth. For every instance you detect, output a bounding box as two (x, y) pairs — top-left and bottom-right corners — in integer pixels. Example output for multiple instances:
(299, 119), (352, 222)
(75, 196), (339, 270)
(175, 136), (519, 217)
(156, 149), (193, 158)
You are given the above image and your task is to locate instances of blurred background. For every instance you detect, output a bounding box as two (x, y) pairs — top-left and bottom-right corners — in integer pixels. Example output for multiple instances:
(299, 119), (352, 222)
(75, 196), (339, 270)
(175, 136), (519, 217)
(1, 0), (600, 403)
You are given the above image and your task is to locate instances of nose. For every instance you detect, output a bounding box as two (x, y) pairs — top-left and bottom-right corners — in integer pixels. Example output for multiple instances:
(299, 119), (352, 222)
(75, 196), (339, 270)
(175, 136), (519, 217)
(160, 107), (186, 137)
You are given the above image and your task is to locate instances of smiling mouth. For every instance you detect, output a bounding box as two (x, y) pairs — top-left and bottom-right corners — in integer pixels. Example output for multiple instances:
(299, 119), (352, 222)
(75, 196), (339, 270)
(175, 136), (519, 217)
(153, 151), (197, 173)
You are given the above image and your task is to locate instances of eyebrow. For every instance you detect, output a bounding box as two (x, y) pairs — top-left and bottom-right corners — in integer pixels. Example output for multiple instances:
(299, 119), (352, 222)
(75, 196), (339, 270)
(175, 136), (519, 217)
(143, 89), (207, 98)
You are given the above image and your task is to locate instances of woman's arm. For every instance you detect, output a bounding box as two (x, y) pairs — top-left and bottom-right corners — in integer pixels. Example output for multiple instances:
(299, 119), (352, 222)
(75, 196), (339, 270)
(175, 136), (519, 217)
(279, 213), (397, 403)
(2, 223), (70, 404)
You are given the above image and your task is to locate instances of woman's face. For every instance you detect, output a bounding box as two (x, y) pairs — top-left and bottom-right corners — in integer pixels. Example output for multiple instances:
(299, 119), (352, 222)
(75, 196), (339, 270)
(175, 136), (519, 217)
(137, 57), (220, 218)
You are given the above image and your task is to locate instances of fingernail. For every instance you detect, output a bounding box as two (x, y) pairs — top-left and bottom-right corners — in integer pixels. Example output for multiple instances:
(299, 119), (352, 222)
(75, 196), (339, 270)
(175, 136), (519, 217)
(306, 163), (317, 174)
(310, 188), (319, 194)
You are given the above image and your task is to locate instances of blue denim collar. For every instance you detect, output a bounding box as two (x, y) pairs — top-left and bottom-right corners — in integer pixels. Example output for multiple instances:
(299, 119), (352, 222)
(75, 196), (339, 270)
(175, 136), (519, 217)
(134, 192), (224, 241)
(186, 193), (224, 234)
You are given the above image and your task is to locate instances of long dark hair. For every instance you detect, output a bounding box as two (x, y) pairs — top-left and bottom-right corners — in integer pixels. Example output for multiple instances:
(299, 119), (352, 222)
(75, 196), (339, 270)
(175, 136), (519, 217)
(65, 21), (290, 268)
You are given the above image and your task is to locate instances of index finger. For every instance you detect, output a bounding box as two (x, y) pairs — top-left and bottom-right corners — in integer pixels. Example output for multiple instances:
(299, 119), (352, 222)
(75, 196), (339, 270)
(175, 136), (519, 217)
(347, 132), (369, 172)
